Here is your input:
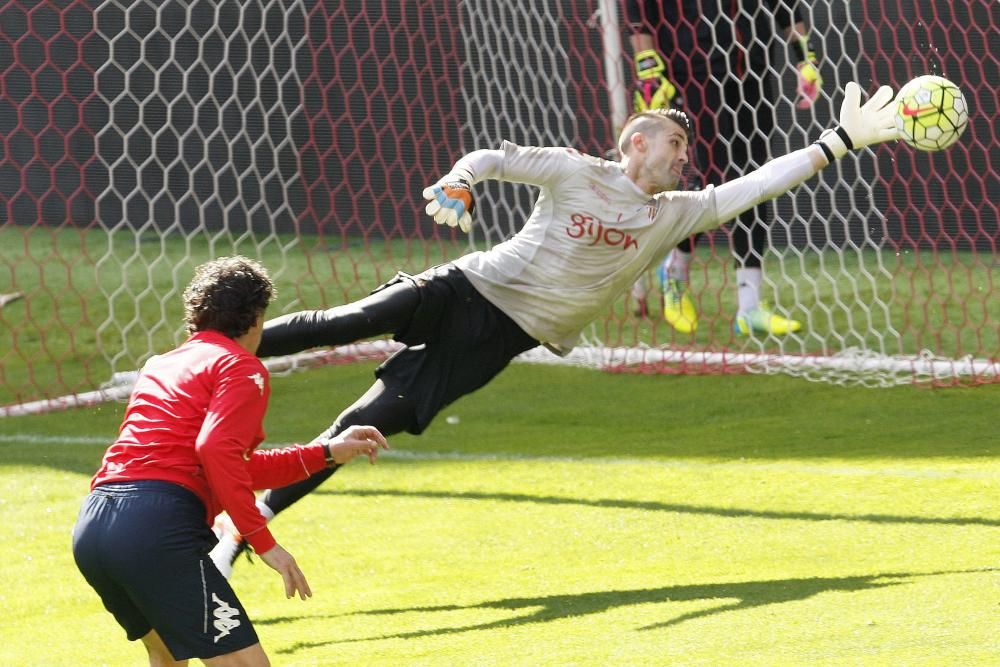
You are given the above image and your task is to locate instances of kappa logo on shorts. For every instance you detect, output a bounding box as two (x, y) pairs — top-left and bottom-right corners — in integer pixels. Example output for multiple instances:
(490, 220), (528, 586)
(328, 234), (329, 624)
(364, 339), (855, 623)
(211, 592), (242, 642)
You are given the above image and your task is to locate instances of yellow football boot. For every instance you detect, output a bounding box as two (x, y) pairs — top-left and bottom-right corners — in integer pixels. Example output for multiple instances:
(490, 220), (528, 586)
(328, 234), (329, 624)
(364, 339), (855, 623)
(734, 301), (802, 336)
(662, 278), (697, 334)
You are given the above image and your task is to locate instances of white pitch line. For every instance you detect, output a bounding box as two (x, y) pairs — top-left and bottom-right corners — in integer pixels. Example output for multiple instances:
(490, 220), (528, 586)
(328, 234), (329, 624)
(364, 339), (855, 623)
(0, 433), (110, 445)
(1, 433), (996, 481)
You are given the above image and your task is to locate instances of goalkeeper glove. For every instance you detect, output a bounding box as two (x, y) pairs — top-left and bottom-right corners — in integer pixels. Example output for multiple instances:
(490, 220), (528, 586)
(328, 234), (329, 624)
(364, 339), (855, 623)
(815, 82), (899, 161)
(633, 50), (678, 112)
(792, 37), (822, 109)
(422, 178), (475, 233)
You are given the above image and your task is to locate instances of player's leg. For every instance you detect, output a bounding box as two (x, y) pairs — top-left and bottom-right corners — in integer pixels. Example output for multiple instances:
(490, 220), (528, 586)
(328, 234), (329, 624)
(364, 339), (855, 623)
(211, 278), (422, 576)
(200, 642), (269, 666)
(728, 73), (768, 301)
(140, 629), (188, 666)
(214, 269), (540, 577)
(629, 275), (651, 318)
(728, 75), (801, 335)
(76, 482), (266, 662)
(262, 378), (417, 512)
(143, 627), (269, 667)
(209, 377), (417, 577)
(660, 77), (721, 332)
(219, 315), (520, 561)
(256, 277), (420, 357)
(658, 246), (697, 332)
(73, 488), (159, 659)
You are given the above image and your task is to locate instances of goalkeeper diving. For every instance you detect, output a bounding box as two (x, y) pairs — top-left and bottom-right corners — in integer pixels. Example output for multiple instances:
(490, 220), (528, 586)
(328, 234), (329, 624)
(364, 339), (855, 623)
(211, 82), (901, 575)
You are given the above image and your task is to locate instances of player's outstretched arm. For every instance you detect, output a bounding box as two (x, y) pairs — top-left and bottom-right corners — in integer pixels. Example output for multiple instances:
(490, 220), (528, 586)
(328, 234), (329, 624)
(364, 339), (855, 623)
(711, 82), (899, 225)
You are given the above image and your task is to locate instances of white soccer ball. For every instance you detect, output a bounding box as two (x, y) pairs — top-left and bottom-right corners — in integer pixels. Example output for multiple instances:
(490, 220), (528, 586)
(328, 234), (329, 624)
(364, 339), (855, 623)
(894, 75), (969, 151)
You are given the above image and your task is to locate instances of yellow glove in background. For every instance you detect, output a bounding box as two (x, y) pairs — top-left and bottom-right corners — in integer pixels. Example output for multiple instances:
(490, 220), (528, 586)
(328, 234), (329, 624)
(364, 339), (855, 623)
(633, 49), (678, 112)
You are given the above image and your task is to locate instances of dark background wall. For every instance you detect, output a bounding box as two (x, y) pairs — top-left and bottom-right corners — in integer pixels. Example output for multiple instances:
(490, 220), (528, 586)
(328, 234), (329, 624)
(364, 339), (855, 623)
(0, 0), (995, 251)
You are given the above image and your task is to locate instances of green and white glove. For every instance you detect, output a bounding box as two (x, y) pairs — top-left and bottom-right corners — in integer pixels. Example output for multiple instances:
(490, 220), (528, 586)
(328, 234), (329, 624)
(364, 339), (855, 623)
(815, 82), (899, 161)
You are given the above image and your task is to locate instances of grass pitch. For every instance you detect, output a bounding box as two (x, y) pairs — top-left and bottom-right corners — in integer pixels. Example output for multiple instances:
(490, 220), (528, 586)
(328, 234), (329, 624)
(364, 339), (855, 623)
(2, 226), (996, 405)
(1, 362), (997, 666)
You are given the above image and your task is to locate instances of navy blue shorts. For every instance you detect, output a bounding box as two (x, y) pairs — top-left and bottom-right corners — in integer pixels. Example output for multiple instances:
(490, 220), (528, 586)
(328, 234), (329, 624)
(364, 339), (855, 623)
(72, 481), (259, 660)
(376, 264), (539, 434)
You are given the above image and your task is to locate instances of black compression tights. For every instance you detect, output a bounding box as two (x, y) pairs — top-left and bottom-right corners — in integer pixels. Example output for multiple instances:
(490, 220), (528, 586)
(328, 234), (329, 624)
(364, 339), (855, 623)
(259, 379), (416, 514)
(256, 279), (420, 358)
(257, 279), (422, 514)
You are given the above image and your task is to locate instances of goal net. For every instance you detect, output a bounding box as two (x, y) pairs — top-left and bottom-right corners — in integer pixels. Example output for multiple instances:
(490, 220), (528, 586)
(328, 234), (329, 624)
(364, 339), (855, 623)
(0, 0), (997, 414)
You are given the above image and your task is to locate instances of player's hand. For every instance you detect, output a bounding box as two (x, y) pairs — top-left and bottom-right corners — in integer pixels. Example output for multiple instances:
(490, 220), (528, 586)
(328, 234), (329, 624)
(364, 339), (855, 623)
(259, 543), (312, 600)
(320, 425), (389, 465)
(795, 58), (822, 109)
(818, 82), (899, 160)
(423, 179), (475, 233)
(633, 50), (678, 112)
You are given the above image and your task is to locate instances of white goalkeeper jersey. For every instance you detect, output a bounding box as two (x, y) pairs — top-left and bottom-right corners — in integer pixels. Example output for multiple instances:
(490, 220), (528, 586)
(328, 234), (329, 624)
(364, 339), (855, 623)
(451, 140), (817, 353)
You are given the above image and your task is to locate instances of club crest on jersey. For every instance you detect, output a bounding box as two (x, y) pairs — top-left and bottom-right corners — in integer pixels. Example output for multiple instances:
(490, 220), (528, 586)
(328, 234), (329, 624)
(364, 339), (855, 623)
(567, 212), (639, 251)
(646, 200), (660, 220)
(249, 372), (264, 395)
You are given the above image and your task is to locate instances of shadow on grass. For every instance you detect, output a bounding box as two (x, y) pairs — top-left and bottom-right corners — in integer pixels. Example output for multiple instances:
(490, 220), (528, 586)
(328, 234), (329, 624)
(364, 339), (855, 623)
(317, 488), (1000, 528)
(269, 569), (990, 653)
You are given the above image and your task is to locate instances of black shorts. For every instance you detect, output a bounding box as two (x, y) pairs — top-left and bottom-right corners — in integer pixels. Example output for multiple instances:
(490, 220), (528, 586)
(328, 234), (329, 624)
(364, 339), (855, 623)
(375, 264), (539, 434)
(72, 481), (259, 660)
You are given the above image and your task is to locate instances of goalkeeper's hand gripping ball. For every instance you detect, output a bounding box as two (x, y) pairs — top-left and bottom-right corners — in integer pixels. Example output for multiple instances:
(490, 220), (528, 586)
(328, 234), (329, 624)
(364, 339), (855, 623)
(423, 179), (475, 233)
(633, 50), (679, 112)
(893, 75), (969, 152)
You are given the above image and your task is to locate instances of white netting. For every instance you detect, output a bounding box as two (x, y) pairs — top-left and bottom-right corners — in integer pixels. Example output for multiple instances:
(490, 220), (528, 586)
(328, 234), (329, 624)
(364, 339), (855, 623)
(458, 0), (997, 386)
(0, 0), (997, 414)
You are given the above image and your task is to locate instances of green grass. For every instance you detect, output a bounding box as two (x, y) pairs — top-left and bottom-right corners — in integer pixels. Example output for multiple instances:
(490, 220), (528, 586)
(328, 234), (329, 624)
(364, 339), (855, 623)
(1, 362), (997, 666)
(1, 226), (996, 405)
(0, 226), (466, 404)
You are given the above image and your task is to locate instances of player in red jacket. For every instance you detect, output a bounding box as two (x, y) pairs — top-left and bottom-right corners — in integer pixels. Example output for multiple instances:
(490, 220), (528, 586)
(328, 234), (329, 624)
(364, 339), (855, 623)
(72, 256), (388, 666)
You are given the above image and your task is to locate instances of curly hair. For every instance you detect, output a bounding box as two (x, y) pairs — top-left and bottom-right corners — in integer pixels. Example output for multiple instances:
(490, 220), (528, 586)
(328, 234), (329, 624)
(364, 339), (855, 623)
(183, 256), (276, 338)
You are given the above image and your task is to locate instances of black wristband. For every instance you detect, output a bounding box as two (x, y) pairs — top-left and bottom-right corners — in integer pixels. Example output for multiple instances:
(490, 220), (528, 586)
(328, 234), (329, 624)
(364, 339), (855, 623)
(813, 140), (835, 163)
(322, 442), (336, 468)
(835, 126), (854, 151)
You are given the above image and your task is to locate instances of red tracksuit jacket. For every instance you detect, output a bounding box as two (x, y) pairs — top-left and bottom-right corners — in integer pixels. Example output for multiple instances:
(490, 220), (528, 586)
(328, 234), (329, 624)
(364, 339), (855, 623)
(92, 330), (327, 553)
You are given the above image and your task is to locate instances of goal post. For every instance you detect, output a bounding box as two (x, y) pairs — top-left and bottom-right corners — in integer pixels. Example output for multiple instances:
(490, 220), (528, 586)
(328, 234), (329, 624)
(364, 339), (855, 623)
(0, 0), (996, 413)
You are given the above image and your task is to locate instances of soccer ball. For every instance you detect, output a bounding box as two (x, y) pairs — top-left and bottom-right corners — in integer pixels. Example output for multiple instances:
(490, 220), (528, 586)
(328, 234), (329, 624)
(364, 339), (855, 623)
(894, 75), (969, 151)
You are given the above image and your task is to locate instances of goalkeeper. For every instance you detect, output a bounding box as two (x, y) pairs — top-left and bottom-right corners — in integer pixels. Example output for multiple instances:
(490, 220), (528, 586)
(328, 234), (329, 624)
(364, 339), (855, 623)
(626, 0), (824, 335)
(212, 83), (899, 576)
